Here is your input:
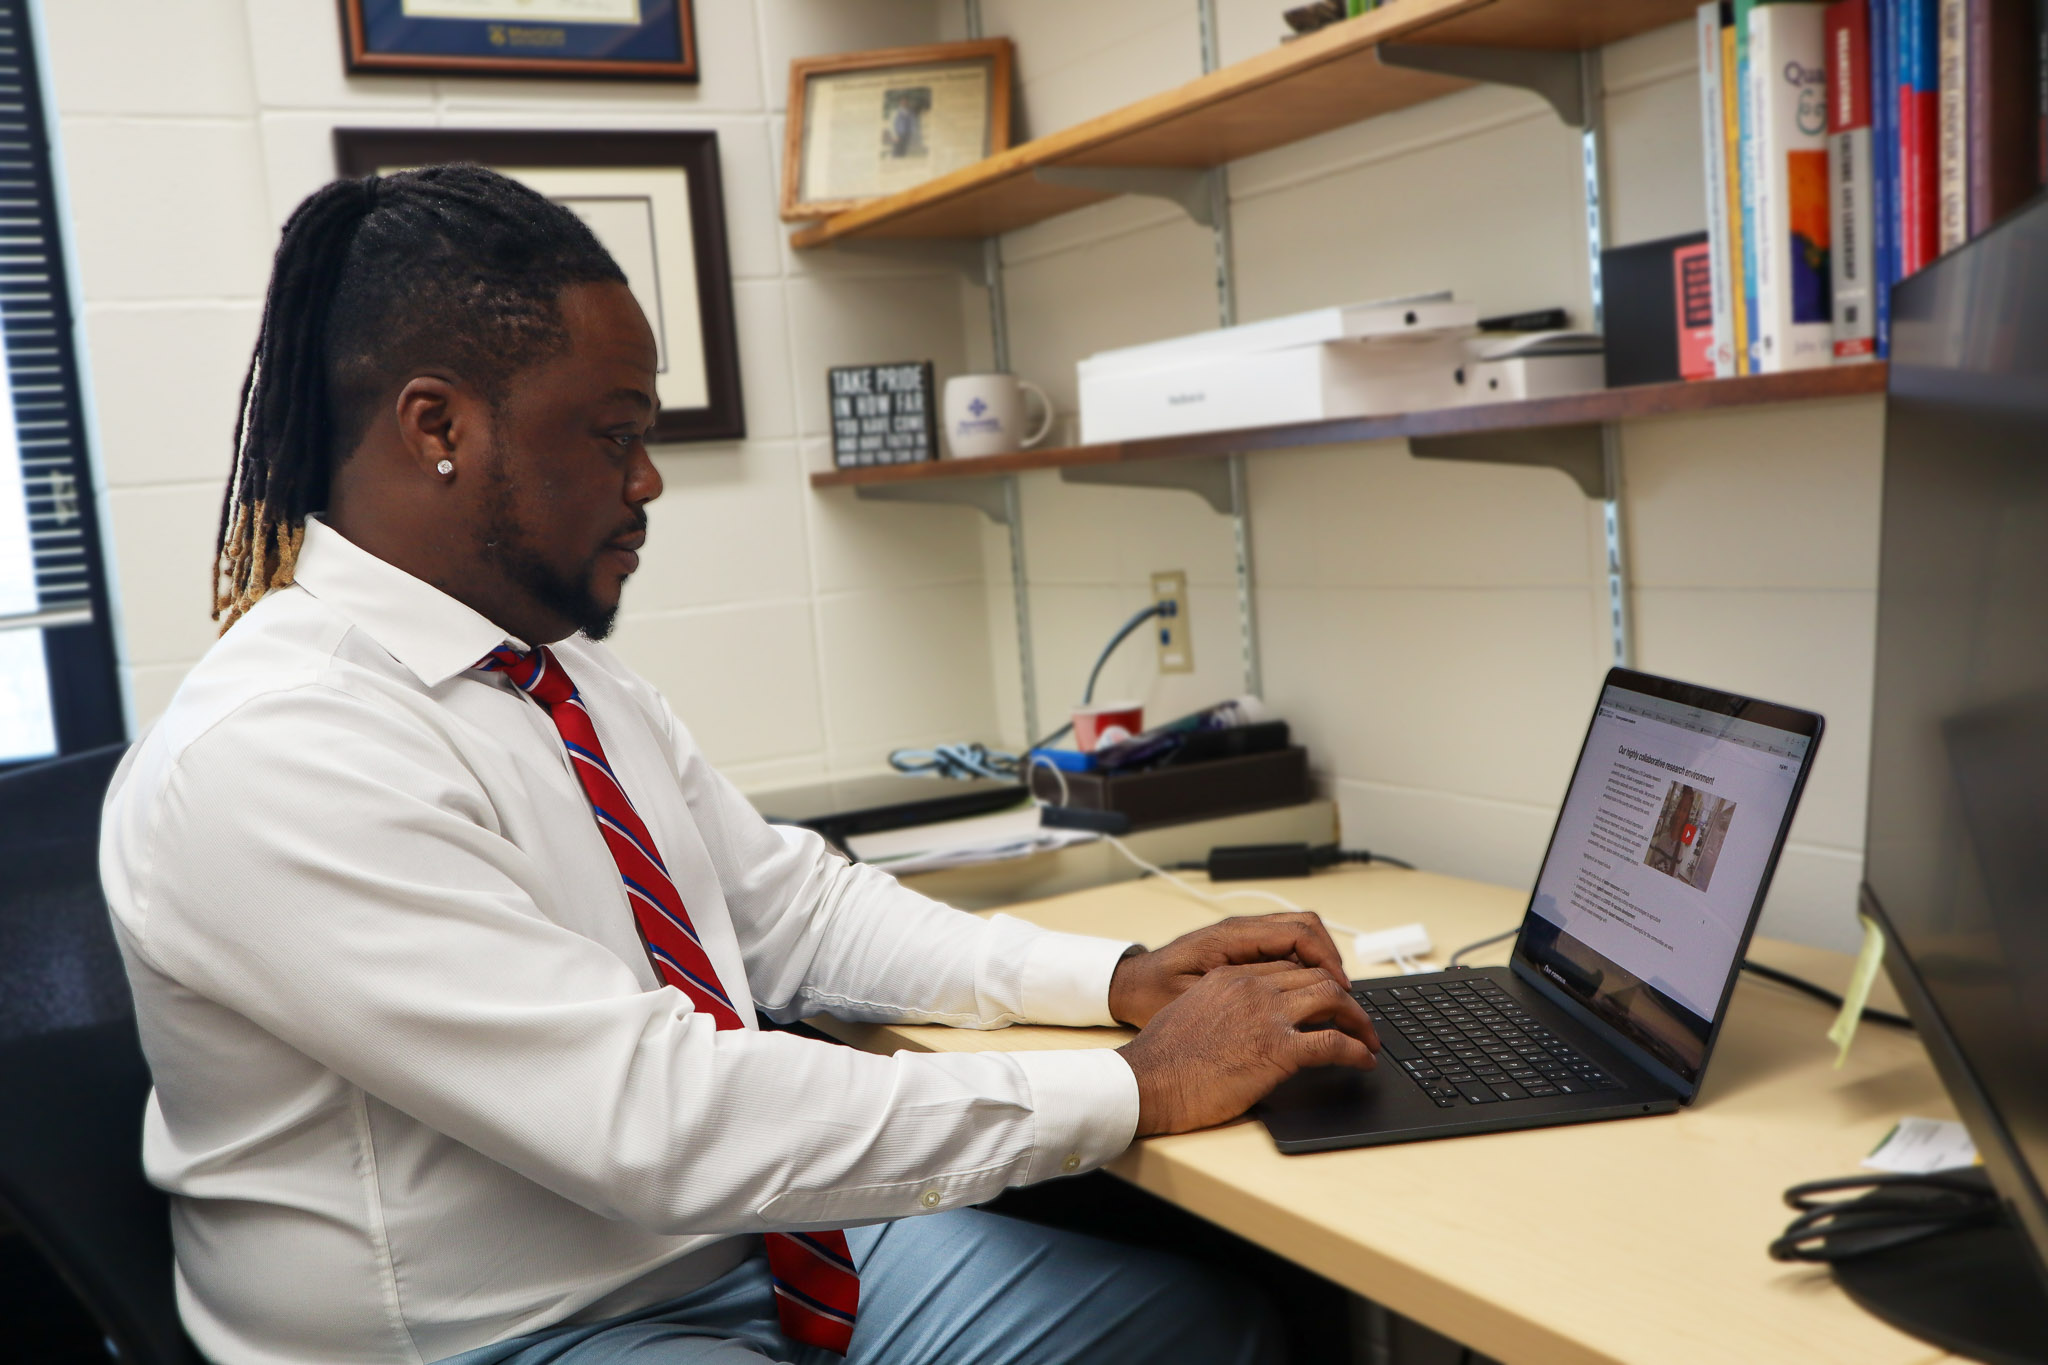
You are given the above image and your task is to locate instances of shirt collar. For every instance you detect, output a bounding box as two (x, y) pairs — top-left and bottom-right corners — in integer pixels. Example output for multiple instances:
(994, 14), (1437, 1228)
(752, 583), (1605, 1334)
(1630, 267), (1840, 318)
(291, 517), (528, 688)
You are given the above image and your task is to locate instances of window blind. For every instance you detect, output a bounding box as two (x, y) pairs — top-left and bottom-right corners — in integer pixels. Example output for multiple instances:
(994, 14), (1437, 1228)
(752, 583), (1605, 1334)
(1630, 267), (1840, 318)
(0, 0), (122, 762)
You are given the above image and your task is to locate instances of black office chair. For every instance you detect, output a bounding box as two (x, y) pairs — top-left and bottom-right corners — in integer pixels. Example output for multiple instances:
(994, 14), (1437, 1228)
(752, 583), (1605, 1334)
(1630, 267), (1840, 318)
(0, 743), (204, 1365)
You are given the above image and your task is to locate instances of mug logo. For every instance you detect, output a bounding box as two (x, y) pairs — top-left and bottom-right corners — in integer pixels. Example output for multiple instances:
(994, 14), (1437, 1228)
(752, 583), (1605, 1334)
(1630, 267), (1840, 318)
(967, 397), (988, 417)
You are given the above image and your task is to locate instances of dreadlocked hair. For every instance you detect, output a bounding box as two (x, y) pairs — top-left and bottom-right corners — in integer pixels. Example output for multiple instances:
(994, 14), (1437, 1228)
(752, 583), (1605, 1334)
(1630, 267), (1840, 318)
(214, 164), (626, 631)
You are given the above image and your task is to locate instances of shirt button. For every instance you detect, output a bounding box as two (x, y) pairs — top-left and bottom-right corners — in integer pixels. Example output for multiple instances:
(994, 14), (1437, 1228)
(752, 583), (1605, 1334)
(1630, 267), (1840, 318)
(1062, 1154), (1082, 1173)
(920, 1189), (941, 1208)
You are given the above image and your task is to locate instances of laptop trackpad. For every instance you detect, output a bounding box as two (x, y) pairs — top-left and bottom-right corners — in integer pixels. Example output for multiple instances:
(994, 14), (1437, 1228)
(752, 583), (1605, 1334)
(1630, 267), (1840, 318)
(1260, 1062), (1403, 1119)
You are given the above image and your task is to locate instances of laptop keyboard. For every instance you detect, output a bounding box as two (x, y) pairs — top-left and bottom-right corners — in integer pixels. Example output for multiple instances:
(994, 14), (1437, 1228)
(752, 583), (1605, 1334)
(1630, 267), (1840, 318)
(1356, 977), (1625, 1109)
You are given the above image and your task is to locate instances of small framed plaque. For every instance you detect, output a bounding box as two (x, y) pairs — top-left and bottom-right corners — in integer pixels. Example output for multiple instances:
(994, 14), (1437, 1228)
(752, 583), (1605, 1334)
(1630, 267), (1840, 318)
(340, 0), (699, 81)
(829, 363), (937, 468)
(781, 40), (1013, 222)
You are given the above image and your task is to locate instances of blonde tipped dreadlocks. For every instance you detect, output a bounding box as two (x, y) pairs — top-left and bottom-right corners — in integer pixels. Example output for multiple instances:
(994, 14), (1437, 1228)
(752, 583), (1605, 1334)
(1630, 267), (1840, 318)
(212, 165), (625, 632)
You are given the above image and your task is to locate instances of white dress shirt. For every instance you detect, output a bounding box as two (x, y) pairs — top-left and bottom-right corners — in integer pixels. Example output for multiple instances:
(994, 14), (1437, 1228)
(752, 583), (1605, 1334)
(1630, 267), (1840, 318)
(99, 518), (1141, 1365)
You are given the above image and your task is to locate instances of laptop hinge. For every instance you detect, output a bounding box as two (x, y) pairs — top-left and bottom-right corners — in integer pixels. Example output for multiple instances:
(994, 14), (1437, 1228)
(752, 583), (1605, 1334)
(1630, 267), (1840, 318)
(1509, 956), (1697, 1102)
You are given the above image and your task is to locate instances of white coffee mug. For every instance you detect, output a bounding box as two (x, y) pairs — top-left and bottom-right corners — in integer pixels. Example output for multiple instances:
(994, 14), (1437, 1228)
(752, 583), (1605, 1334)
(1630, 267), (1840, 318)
(943, 373), (1054, 458)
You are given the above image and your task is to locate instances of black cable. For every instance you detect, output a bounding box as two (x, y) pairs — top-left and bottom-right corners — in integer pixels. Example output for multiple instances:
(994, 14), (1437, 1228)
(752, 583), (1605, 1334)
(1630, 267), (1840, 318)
(1335, 848), (1414, 870)
(1448, 928), (1517, 967)
(1740, 959), (1914, 1029)
(1769, 1170), (1997, 1263)
(1028, 602), (1169, 751)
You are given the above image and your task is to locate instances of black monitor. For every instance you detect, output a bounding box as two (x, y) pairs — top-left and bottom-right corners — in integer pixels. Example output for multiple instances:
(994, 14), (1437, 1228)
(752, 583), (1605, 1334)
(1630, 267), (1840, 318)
(1860, 188), (2048, 1350)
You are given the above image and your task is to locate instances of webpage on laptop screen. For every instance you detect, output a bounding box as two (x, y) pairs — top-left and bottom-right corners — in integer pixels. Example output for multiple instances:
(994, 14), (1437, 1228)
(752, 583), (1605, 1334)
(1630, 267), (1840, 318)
(1523, 685), (1811, 1080)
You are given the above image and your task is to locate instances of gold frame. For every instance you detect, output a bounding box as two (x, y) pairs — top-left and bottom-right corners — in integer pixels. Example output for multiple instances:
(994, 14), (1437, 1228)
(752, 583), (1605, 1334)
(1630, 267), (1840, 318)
(780, 39), (1014, 222)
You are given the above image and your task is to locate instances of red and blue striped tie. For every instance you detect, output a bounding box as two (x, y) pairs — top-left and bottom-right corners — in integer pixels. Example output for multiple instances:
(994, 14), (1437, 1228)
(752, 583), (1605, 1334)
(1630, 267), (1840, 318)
(480, 644), (861, 1354)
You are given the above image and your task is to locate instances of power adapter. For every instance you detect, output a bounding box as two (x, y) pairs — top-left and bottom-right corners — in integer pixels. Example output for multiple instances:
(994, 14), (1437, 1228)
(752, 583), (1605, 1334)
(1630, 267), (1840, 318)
(1199, 842), (1411, 880)
(1205, 843), (1322, 880)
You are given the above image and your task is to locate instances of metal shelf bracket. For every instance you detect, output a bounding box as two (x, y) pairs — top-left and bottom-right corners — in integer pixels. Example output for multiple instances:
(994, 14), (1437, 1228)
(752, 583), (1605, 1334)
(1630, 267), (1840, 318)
(1408, 425), (1606, 499)
(1058, 455), (1239, 515)
(1033, 166), (1218, 227)
(1408, 423), (1633, 665)
(853, 475), (1015, 525)
(1379, 43), (1588, 127)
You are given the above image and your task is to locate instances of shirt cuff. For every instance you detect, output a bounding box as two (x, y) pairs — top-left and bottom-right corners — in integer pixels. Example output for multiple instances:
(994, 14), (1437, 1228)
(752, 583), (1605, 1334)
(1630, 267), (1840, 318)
(1010, 1047), (1141, 1184)
(993, 913), (1139, 1027)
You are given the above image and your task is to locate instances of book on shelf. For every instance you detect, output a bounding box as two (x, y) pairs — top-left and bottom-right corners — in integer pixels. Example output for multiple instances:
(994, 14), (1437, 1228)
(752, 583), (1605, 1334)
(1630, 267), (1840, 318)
(1938, 0), (1969, 253)
(1872, 0), (1899, 354)
(1722, 9), (1752, 373)
(2039, 0), (2048, 183)
(1700, 3), (1738, 377)
(1898, 0), (1940, 275)
(1829, 0), (1879, 360)
(1752, 2), (1835, 371)
(1966, 0), (2039, 237)
(1736, 0), (1764, 370)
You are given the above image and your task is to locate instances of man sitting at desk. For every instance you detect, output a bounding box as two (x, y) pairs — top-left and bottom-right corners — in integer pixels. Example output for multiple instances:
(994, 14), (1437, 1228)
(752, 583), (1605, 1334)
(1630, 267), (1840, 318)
(98, 167), (1380, 1365)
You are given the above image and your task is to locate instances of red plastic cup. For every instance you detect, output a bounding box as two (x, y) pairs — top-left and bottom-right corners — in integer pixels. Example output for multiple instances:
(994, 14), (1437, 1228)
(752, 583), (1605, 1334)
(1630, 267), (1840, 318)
(1072, 701), (1143, 754)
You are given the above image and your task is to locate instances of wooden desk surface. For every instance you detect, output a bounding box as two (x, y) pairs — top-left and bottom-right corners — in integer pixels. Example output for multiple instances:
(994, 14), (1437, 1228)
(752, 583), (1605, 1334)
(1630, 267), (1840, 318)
(813, 866), (1960, 1365)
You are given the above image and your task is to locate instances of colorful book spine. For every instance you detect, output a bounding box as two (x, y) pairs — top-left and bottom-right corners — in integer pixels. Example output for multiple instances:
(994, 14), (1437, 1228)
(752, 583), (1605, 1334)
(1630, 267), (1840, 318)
(1830, 0), (1878, 358)
(1898, 0), (1940, 274)
(1872, 0), (1898, 353)
(1752, 1), (1834, 371)
(1701, 3), (1737, 377)
(1723, 14), (1753, 373)
(1937, 0), (1968, 251)
(1737, 0), (1762, 370)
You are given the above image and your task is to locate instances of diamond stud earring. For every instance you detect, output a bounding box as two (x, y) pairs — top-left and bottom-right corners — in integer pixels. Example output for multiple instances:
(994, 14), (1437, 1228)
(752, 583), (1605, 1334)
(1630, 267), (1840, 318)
(436, 459), (454, 476)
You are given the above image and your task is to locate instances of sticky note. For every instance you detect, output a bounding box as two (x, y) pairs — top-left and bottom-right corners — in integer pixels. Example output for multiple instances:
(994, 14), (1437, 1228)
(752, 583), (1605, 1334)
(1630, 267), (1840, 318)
(1827, 913), (1885, 1069)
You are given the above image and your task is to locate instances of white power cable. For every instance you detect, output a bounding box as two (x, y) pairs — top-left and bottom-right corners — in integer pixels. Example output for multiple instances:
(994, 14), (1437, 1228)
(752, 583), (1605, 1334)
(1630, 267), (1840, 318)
(1103, 836), (1446, 975)
(1103, 834), (1374, 938)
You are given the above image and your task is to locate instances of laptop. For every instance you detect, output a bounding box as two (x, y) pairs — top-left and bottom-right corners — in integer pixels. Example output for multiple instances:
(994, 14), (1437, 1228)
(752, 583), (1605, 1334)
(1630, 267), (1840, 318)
(1257, 667), (1824, 1154)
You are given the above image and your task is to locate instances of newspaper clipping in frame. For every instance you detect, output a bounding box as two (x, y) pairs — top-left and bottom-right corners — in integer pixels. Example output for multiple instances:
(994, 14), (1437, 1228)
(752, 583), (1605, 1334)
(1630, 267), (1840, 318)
(801, 60), (993, 205)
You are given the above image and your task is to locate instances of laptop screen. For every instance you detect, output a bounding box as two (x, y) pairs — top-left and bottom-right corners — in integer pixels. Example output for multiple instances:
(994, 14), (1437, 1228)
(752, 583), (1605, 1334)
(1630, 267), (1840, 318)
(1515, 673), (1820, 1088)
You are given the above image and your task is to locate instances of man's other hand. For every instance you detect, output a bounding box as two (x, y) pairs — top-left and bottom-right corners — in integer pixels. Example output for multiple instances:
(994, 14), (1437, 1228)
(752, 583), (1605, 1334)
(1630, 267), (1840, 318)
(1108, 911), (1354, 1027)
(1115, 963), (1380, 1136)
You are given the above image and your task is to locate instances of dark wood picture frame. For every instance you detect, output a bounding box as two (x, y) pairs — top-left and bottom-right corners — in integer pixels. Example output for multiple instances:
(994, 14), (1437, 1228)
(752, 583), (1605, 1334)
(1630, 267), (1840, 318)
(781, 39), (1014, 222)
(335, 128), (744, 444)
(338, 0), (698, 81)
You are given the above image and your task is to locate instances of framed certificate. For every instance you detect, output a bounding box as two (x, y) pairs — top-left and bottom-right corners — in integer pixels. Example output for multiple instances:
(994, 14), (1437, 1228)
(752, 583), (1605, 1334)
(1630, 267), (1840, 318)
(340, 0), (698, 81)
(335, 129), (743, 444)
(781, 40), (1013, 222)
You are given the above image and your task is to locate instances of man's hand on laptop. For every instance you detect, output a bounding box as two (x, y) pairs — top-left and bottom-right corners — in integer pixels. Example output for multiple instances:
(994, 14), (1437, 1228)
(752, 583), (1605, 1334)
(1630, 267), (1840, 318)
(1112, 913), (1381, 1137)
(1107, 911), (1355, 1027)
(1117, 963), (1379, 1135)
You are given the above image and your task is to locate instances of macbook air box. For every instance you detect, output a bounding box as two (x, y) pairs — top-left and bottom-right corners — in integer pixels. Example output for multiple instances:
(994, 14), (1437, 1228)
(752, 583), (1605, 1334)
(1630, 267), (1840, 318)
(1077, 295), (1477, 444)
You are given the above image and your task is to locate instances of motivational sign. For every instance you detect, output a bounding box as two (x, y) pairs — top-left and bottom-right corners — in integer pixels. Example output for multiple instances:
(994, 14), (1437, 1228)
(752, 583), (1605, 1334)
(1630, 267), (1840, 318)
(829, 361), (937, 467)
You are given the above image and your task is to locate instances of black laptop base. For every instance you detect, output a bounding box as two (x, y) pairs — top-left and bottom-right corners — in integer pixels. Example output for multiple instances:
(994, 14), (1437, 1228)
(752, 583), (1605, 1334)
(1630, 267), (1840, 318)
(1256, 966), (1680, 1154)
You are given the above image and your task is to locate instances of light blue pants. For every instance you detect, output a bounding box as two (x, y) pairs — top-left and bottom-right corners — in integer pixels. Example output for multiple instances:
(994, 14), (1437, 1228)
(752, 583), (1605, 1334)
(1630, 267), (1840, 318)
(436, 1207), (1282, 1365)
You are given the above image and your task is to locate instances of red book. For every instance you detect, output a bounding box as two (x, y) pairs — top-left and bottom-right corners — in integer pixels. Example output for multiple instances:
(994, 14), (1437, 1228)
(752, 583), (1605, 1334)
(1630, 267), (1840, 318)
(1674, 240), (1717, 380)
(1900, 0), (1940, 273)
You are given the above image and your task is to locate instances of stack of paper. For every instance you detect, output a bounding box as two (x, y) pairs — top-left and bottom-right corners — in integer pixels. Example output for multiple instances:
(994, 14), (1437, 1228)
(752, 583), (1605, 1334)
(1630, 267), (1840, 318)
(846, 805), (1096, 876)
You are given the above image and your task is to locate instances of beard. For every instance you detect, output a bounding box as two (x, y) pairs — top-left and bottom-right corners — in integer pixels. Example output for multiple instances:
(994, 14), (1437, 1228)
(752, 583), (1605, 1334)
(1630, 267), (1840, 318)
(477, 462), (628, 642)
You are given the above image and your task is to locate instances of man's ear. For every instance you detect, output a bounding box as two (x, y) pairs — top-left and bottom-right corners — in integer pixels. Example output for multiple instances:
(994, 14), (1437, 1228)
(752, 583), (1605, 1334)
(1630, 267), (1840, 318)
(391, 375), (480, 478)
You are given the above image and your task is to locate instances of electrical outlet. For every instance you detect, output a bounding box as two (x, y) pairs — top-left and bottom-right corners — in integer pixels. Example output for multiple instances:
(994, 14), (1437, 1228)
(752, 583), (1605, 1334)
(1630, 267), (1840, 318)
(1152, 570), (1192, 674)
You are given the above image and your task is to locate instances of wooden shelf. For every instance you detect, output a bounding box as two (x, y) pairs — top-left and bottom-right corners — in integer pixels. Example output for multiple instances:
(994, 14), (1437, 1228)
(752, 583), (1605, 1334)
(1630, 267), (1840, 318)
(809, 366), (1888, 493)
(790, 0), (1698, 249)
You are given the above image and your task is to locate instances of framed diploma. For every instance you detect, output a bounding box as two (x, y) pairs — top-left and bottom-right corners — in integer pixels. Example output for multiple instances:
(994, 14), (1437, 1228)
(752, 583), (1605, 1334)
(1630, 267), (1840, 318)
(781, 40), (1013, 222)
(339, 0), (698, 81)
(335, 129), (744, 443)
